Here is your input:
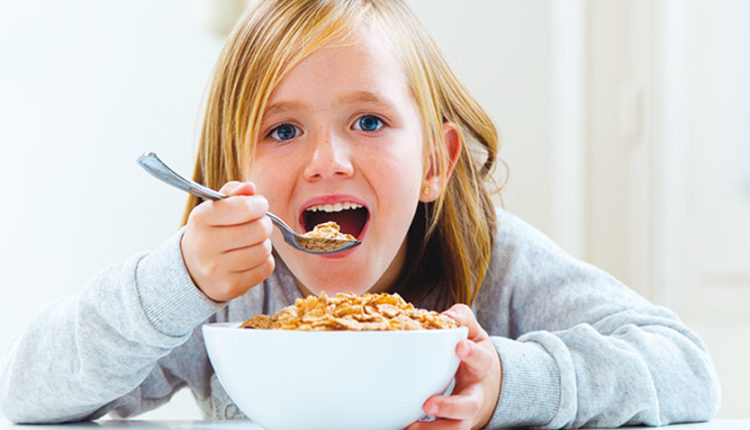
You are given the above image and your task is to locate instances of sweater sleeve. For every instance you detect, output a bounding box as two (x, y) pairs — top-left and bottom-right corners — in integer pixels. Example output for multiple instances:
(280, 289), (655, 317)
(475, 210), (721, 429)
(0, 229), (224, 424)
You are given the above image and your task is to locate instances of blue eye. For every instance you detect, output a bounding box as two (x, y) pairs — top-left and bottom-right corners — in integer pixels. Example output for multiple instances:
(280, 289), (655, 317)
(269, 124), (300, 141)
(354, 115), (383, 132)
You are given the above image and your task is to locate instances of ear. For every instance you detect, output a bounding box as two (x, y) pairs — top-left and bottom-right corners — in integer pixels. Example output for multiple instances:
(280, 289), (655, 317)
(419, 121), (462, 203)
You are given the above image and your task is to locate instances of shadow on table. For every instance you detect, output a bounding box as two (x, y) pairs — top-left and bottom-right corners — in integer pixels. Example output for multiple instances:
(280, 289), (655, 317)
(39, 421), (267, 430)
(97, 420), (265, 430)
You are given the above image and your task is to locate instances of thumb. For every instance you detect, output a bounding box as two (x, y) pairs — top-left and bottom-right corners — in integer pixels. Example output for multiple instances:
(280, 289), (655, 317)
(442, 304), (488, 343)
(219, 181), (257, 197)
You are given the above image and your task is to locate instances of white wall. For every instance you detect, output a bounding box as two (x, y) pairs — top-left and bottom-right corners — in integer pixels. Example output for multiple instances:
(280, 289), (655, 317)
(411, 1), (578, 247)
(0, 0), (223, 421)
(585, 0), (750, 418)
(654, 0), (750, 419)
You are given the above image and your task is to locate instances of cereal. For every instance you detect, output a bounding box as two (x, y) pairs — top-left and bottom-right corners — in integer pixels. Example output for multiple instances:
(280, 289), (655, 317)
(240, 292), (458, 331)
(302, 221), (356, 241)
(299, 221), (358, 253)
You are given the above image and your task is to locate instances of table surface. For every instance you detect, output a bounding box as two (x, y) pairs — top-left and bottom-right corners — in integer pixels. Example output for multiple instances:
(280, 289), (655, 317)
(1, 420), (748, 429)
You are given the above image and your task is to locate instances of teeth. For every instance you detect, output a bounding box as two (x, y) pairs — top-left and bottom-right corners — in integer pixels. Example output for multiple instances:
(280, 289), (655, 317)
(306, 202), (363, 213)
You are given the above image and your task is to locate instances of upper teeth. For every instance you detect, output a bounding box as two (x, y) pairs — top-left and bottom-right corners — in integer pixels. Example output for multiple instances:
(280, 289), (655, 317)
(306, 202), (363, 212)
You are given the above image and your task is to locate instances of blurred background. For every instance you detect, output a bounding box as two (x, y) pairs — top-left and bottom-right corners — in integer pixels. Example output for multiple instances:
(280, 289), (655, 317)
(1, 0), (748, 422)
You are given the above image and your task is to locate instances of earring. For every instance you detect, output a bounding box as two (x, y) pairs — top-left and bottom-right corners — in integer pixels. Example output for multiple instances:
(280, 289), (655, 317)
(423, 186), (430, 195)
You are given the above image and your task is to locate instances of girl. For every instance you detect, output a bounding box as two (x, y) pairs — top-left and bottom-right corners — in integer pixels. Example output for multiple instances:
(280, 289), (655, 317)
(0, 0), (720, 429)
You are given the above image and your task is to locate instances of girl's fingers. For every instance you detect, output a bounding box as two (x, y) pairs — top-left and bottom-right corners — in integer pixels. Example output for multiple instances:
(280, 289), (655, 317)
(407, 311), (501, 430)
(423, 388), (482, 421)
(232, 254), (276, 288)
(405, 418), (464, 430)
(201, 195), (268, 227)
(211, 216), (274, 252)
(455, 340), (493, 381)
(224, 239), (274, 272)
(190, 181), (266, 227)
(441, 304), (487, 342)
(184, 216), (272, 261)
(212, 254), (276, 301)
(218, 181), (256, 196)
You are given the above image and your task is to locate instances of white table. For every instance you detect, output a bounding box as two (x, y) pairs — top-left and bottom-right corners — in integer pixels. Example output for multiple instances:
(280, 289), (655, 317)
(1, 420), (748, 429)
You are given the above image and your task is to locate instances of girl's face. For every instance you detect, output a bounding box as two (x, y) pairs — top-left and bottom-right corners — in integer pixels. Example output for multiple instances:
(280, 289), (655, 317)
(246, 30), (427, 296)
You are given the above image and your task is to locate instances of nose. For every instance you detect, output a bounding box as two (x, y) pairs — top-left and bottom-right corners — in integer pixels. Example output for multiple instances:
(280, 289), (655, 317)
(302, 130), (354, 181)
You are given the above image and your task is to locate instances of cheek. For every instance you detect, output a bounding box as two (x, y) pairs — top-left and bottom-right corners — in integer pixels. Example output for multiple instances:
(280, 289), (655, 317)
(244, 153), (296, 206)
(376, 157), (422, 195)
(362, 134), (425, 193)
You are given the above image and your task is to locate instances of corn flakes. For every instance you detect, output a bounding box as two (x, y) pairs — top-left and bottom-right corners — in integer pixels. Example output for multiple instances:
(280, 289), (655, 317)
(240, 292), (458, 331)
(302, 221), (356, 241)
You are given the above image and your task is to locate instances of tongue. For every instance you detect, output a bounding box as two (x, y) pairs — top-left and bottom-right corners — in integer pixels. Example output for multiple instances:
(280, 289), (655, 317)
(306, 208), (366, 237)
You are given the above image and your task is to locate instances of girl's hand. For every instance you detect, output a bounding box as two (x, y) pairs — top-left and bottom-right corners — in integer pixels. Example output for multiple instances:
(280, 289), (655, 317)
(408, 304), (502, 430)
(181, 181), (275, 302)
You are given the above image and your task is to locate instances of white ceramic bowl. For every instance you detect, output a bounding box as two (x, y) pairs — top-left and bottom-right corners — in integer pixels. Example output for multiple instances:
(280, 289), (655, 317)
(202, 322), (468, 430)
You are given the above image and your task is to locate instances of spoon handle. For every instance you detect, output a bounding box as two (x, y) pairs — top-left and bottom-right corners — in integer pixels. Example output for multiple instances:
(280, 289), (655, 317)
(137, 152), (226, 201)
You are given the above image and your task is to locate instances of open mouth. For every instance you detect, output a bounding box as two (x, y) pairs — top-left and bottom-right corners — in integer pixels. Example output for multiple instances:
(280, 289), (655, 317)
(301, 202), (369, 239)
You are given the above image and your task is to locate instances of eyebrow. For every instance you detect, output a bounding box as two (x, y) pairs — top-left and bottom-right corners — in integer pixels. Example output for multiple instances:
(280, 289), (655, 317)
(337, 90), (394, 107)
(263, 91), (395, 118)
(263, 100), (309, 117)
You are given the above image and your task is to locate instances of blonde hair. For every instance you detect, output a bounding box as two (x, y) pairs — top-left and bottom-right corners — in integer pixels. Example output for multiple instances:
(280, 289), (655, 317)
(182, 0), (502, 310)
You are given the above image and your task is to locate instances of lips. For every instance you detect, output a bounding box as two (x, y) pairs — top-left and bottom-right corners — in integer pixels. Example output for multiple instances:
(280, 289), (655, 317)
(299, 195), (370, 240)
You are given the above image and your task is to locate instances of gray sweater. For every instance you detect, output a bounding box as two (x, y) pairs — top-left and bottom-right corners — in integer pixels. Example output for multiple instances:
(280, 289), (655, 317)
(0, 209), (721, 428)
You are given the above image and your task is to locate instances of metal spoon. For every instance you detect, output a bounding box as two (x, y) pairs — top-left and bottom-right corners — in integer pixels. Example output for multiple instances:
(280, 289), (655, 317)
(137, 152), (361, 255)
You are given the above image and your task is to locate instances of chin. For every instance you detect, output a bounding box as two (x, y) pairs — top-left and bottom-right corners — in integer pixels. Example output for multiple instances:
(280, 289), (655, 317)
(310, 285), (371, 297)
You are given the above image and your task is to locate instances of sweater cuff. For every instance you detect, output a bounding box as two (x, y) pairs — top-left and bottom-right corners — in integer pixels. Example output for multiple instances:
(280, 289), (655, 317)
(487, 336), (561, 428)
(135, 228), (225, 337)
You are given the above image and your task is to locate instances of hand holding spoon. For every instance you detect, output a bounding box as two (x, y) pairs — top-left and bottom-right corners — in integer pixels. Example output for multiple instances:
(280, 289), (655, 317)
(137, 152), (361, 255)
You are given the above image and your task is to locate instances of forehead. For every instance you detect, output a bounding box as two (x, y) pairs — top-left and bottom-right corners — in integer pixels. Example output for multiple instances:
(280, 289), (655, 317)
(268, 30), (410, 103)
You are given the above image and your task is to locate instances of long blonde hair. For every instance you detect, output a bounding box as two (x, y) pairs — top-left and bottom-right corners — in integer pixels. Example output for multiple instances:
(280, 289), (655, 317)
(182, 0), (502, 310)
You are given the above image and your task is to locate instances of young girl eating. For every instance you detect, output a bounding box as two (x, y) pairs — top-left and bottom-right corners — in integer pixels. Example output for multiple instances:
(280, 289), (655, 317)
(0, 0), (720, 428)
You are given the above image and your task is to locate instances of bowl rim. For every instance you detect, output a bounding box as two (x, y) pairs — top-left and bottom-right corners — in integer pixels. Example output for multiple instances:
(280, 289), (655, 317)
(202, 321), (468, 335)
